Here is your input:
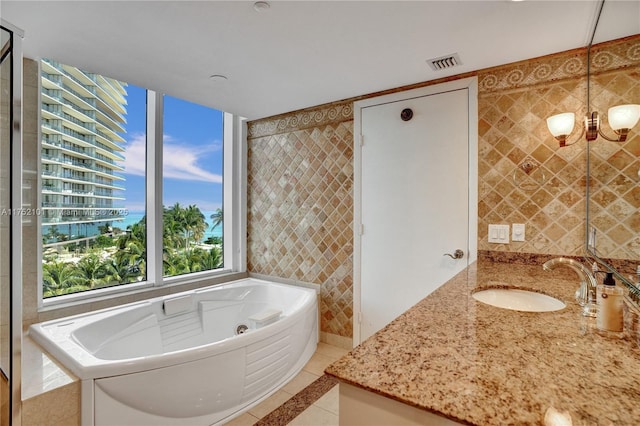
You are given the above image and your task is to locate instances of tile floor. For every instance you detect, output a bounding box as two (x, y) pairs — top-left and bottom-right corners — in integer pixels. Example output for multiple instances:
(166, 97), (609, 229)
(224, 342), (349, 426)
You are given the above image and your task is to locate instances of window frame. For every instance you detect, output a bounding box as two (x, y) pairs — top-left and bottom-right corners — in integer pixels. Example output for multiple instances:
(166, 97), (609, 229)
(38, 84), (247, 309)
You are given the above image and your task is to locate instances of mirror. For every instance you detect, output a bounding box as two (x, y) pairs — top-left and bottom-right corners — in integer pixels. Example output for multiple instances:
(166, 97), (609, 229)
(586, 0), (640, 299)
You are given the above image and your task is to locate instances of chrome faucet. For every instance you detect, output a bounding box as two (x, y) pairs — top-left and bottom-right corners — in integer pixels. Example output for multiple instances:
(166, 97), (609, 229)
(543, 257), (598, 317)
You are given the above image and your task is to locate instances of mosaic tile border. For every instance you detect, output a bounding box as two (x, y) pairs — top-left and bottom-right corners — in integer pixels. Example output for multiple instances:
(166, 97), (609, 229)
(248, 101), (353, 139)
(478, 34), (640, 94)
(590, 35), (640, 75)
(478, 49), (586, 93)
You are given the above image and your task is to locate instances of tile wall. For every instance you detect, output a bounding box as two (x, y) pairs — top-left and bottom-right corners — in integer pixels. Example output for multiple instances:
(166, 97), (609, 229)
(247, 103), (355, 341)
(477, 36), (640, 256)
(247, 35), (640, 340)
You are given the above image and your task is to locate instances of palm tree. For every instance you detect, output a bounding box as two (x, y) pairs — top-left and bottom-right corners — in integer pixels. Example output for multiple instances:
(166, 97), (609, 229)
(42, 261), (85, 297)
(199, 247), (223, 271)
(76, 252), (107, 288)
(183, 204), (207, 251)
(163, 212), (186, 250)
(210, 208), (223, 231)
(129, 217), (146, 242)
(97, 223), (112, 235)
(183, 246), (223, 273)
(163, 251), (189, 276)
(103, 256), (143, 285)
(116, 227), (138, 250)
(115, 240), (146, 280)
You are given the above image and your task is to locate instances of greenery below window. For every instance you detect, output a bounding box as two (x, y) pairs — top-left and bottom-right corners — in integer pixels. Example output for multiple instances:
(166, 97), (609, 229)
(42, 204), (223, 297)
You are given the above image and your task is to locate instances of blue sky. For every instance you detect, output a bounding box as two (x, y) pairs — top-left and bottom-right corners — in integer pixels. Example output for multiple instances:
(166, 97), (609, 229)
(115, 85), (224, 214)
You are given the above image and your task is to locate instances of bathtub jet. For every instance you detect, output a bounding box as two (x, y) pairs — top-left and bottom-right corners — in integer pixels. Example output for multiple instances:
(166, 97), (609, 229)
(28, 278), (318, 425)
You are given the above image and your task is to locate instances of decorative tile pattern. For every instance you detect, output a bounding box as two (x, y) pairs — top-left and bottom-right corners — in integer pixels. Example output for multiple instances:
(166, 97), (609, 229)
(476, 76), (588, 255)
(477, 35), (640, 256)
(248, 101), (353, 139)
(590, 35), (640, 74)
(247, 110), (354, 338)
(479, 49), (586, 93)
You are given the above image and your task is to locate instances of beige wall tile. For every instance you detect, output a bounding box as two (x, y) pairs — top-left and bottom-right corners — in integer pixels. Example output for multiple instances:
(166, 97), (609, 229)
(22, 381), (80, 426)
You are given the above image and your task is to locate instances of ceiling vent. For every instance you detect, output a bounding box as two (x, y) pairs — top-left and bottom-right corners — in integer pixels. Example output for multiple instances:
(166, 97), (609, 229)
(427, 53), (462, 71)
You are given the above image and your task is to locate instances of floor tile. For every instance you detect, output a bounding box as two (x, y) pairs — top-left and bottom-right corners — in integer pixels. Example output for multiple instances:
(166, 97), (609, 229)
(315, 342), (349, 361)
(223, 412), (259, 426)
(302, 352), (338, 376)
(248, 390), (292, 419)
(281, 370), (319, 395)
(313, 384), (339, 415)
(287, 405), (338, 426)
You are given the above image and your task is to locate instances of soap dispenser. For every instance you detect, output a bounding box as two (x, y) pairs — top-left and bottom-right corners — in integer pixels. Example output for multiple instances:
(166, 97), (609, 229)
(596, 272), (624, 334)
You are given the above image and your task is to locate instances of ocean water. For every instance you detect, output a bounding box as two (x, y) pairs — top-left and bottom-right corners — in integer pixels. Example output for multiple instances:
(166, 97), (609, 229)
(115, 210), (223, 240)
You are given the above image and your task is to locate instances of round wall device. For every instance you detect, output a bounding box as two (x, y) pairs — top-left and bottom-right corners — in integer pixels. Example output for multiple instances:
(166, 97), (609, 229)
(401, 108), (413, 121)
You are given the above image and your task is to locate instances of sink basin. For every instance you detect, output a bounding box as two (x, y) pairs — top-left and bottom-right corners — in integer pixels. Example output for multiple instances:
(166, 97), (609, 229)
(472, 288), (565, 312)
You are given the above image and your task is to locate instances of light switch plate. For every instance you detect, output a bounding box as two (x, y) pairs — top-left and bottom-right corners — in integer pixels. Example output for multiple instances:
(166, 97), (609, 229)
(488, 224), (510, 244)
(512, 223), (525, 242)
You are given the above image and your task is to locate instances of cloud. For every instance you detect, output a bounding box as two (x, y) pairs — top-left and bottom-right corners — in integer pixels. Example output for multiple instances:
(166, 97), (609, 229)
(121, 133), (223, 183)
(121, 133), (146, 176)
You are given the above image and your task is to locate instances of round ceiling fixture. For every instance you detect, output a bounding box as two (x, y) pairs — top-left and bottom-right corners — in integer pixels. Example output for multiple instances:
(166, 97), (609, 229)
(209, 74), (228, 82)
(253, 1), (270, 12)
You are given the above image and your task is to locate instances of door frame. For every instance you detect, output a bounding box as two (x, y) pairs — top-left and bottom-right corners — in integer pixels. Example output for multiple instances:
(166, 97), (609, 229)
(353, 77), (478, 347)
(1, 18), (24, 426)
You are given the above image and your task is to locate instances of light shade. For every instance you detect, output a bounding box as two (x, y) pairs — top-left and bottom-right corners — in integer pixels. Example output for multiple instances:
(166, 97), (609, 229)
(546, 112), (575, 137)
(607, 104), (640, 131)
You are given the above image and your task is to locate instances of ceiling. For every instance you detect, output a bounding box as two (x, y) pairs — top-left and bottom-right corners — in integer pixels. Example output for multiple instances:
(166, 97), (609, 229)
(2, 1), (639, 120)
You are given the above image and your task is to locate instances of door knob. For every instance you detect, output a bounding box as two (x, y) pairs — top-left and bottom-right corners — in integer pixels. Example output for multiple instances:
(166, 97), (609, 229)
(444, 249), (464, 259)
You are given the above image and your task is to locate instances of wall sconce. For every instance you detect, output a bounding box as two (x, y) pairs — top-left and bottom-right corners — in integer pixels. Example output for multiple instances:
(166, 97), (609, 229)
(546, 104), (640, 147)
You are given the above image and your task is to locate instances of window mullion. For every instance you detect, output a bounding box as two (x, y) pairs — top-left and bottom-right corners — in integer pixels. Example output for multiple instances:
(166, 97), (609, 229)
(224, 113), (247, 273)
(146, 91), (163, 286)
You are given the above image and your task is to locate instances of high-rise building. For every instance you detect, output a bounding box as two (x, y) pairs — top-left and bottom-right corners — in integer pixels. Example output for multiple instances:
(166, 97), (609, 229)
(40, 59), (127, 243)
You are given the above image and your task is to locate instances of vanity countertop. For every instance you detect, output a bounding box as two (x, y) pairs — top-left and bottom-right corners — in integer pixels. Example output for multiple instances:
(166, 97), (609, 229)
(325, 259), (640, 425)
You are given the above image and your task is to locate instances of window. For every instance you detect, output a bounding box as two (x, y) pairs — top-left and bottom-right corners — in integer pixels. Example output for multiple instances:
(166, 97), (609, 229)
(162, 95), (224, 278)
(39, 60), (241, 303)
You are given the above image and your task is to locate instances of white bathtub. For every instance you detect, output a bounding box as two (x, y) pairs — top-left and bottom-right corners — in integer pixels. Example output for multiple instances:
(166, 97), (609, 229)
(29, 278), (318, 425)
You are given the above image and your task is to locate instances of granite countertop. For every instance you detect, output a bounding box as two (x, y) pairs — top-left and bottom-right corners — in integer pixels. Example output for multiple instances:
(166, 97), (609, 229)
(325, 259), (640, 425)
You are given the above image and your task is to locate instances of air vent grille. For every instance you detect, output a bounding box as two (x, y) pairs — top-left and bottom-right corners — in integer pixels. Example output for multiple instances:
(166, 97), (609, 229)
(427, 53), (462, 71)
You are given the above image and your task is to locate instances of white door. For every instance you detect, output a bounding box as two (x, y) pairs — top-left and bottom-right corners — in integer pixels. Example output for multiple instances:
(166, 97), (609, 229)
(358, 85), (474, 343)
